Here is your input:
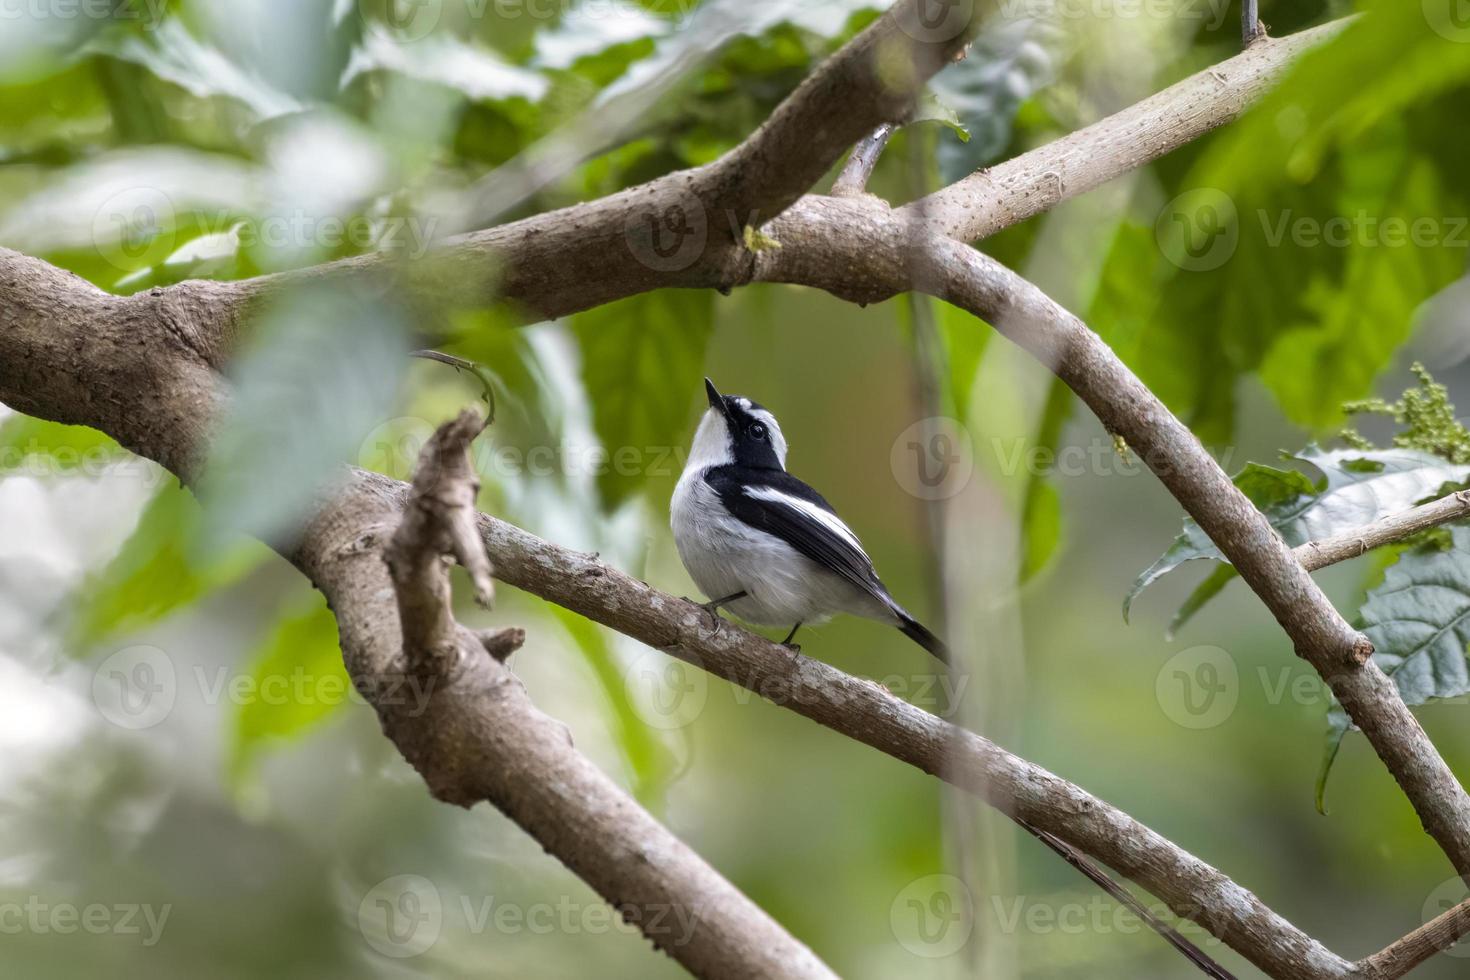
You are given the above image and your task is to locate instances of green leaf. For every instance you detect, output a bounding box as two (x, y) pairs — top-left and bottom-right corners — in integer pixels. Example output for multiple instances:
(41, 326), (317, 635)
(928, 18), (1058, 182)
(550, 607), (675, 808)
(1320, 527), (1470, 809)
(0, 415), (119, 477)
(1255, 155), (1464, 429)
(70, 479), (269, 646)
(1127, 447), (1470, 625)
(1020, 378), (1071, 582)
(570, 290), (715, 510)
(911, 92), (969, 144)
(85, 20), (305, 121)
(198, 283), (410, 548)
(230, 592), (350, 784)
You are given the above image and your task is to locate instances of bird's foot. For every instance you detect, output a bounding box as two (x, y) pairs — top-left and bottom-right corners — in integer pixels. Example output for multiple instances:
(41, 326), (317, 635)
(683, 597), (725, 635)
(781, 641), (802, 656)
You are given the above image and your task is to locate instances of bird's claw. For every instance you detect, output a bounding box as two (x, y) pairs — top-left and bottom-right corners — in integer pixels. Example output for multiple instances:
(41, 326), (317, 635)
(781, 642), (802, 656)
(686, 597), (723, 635)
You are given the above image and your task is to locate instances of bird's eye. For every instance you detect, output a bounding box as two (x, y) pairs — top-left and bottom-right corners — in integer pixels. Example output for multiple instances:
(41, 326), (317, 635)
(749, 422), (767, 440)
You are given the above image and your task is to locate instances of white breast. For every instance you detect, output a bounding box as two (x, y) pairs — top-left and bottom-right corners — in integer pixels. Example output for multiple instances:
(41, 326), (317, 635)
(670, 469), (887, 628)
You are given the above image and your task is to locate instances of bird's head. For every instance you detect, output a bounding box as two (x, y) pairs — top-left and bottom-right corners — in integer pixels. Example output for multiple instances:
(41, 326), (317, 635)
(686, 377), (788, 472)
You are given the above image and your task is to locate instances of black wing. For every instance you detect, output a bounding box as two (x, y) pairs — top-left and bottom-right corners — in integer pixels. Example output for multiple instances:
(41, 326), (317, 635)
(704, 466), (891, 604)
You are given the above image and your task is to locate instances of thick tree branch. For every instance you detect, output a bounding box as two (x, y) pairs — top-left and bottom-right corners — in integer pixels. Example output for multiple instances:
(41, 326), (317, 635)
(0, 243), (1359, 980)
(0, 246), (836, 978)
(1295, 489), (1470, 573)
(913, 238), (1470, 877)
(306, 461), (838, 978)
(3, 11), (1465, 977)
(900, 19), (1348, 244)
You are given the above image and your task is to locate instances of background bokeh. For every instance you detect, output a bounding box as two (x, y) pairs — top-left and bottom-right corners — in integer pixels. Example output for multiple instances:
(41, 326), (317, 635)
(4, 0), (1470, 977)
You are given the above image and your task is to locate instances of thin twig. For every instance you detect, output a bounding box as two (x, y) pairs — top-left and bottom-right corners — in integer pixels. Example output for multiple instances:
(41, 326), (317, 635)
(1358, 898), (1470, 979)
(832, 124), (896, 197)
(1295, 489), (1470, 572)
(1243, 0), (1263, 46)
(1019, 821), (1236, 980)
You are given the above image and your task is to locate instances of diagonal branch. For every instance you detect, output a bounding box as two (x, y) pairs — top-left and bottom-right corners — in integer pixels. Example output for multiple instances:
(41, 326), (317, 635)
(1295, 489), (1470, 573)
(309, 414), (841, 979)
(1359, 898), (1470, 979)
(900, 18), (1349, 244)
(0, 243), (1357, 980)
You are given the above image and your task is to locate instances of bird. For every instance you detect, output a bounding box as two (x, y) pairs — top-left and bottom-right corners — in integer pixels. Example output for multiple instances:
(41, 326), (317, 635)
(671, 378), (950, 665)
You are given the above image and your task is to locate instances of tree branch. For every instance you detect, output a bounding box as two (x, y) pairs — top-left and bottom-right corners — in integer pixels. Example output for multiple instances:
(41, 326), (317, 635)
(831, 124), (897, 197)
(308, 418), (840, 979)
(900, 19), (1349, 244)
(0, 240), (1357, 979)
(1358, 898), (1470, 979)
(1295, 489), (1470, 572)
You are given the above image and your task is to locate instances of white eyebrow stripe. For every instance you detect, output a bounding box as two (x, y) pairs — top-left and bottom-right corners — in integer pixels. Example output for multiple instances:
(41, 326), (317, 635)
(748, 409), (788, 467)
(744, 486), (869, 558)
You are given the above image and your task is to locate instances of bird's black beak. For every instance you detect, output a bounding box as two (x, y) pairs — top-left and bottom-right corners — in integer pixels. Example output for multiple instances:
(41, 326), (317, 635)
(704, 377), (729, 417)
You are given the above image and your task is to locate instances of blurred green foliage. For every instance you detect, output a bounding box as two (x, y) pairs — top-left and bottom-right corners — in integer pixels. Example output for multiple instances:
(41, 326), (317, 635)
(7, 0), (1470, 976)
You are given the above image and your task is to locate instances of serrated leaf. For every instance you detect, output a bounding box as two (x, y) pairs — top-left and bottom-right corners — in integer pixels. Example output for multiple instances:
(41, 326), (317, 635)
(230, 593), (350, 785)
(1127, 447), (1470, 624)
(1319, 527), (1470, 808)
(570, 291), (714, 510)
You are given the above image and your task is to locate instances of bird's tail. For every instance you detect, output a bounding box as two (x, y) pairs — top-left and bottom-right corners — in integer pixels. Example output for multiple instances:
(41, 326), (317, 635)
(896, 611), (951, 666)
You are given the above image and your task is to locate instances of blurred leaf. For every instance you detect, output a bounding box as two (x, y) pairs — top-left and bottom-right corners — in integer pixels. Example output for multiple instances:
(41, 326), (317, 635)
(911, 92), (969, 144)
(70, 479), (269, 646)
(199, 283), (410, 548)
(0, 415), (118, 477)
(1254, 154), (1464, 428)
(1319, 527), (1470, 810)
(343, 33), (548, 103)
(550, 607), (674, 807)
(85, 20), (304, 121)
(230, 592), (349, 784)
(928, 17), (1059, 182)
(1128, 447), (1470, 625)
(1020, 378), (1071, 581)
(932, 301), (989, 423)
(1092, 2), (1470, 440)
(571, 290), (714, 510)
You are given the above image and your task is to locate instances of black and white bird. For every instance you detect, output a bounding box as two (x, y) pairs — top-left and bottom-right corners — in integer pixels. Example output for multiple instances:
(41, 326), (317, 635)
(671, 378), (950, 664)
